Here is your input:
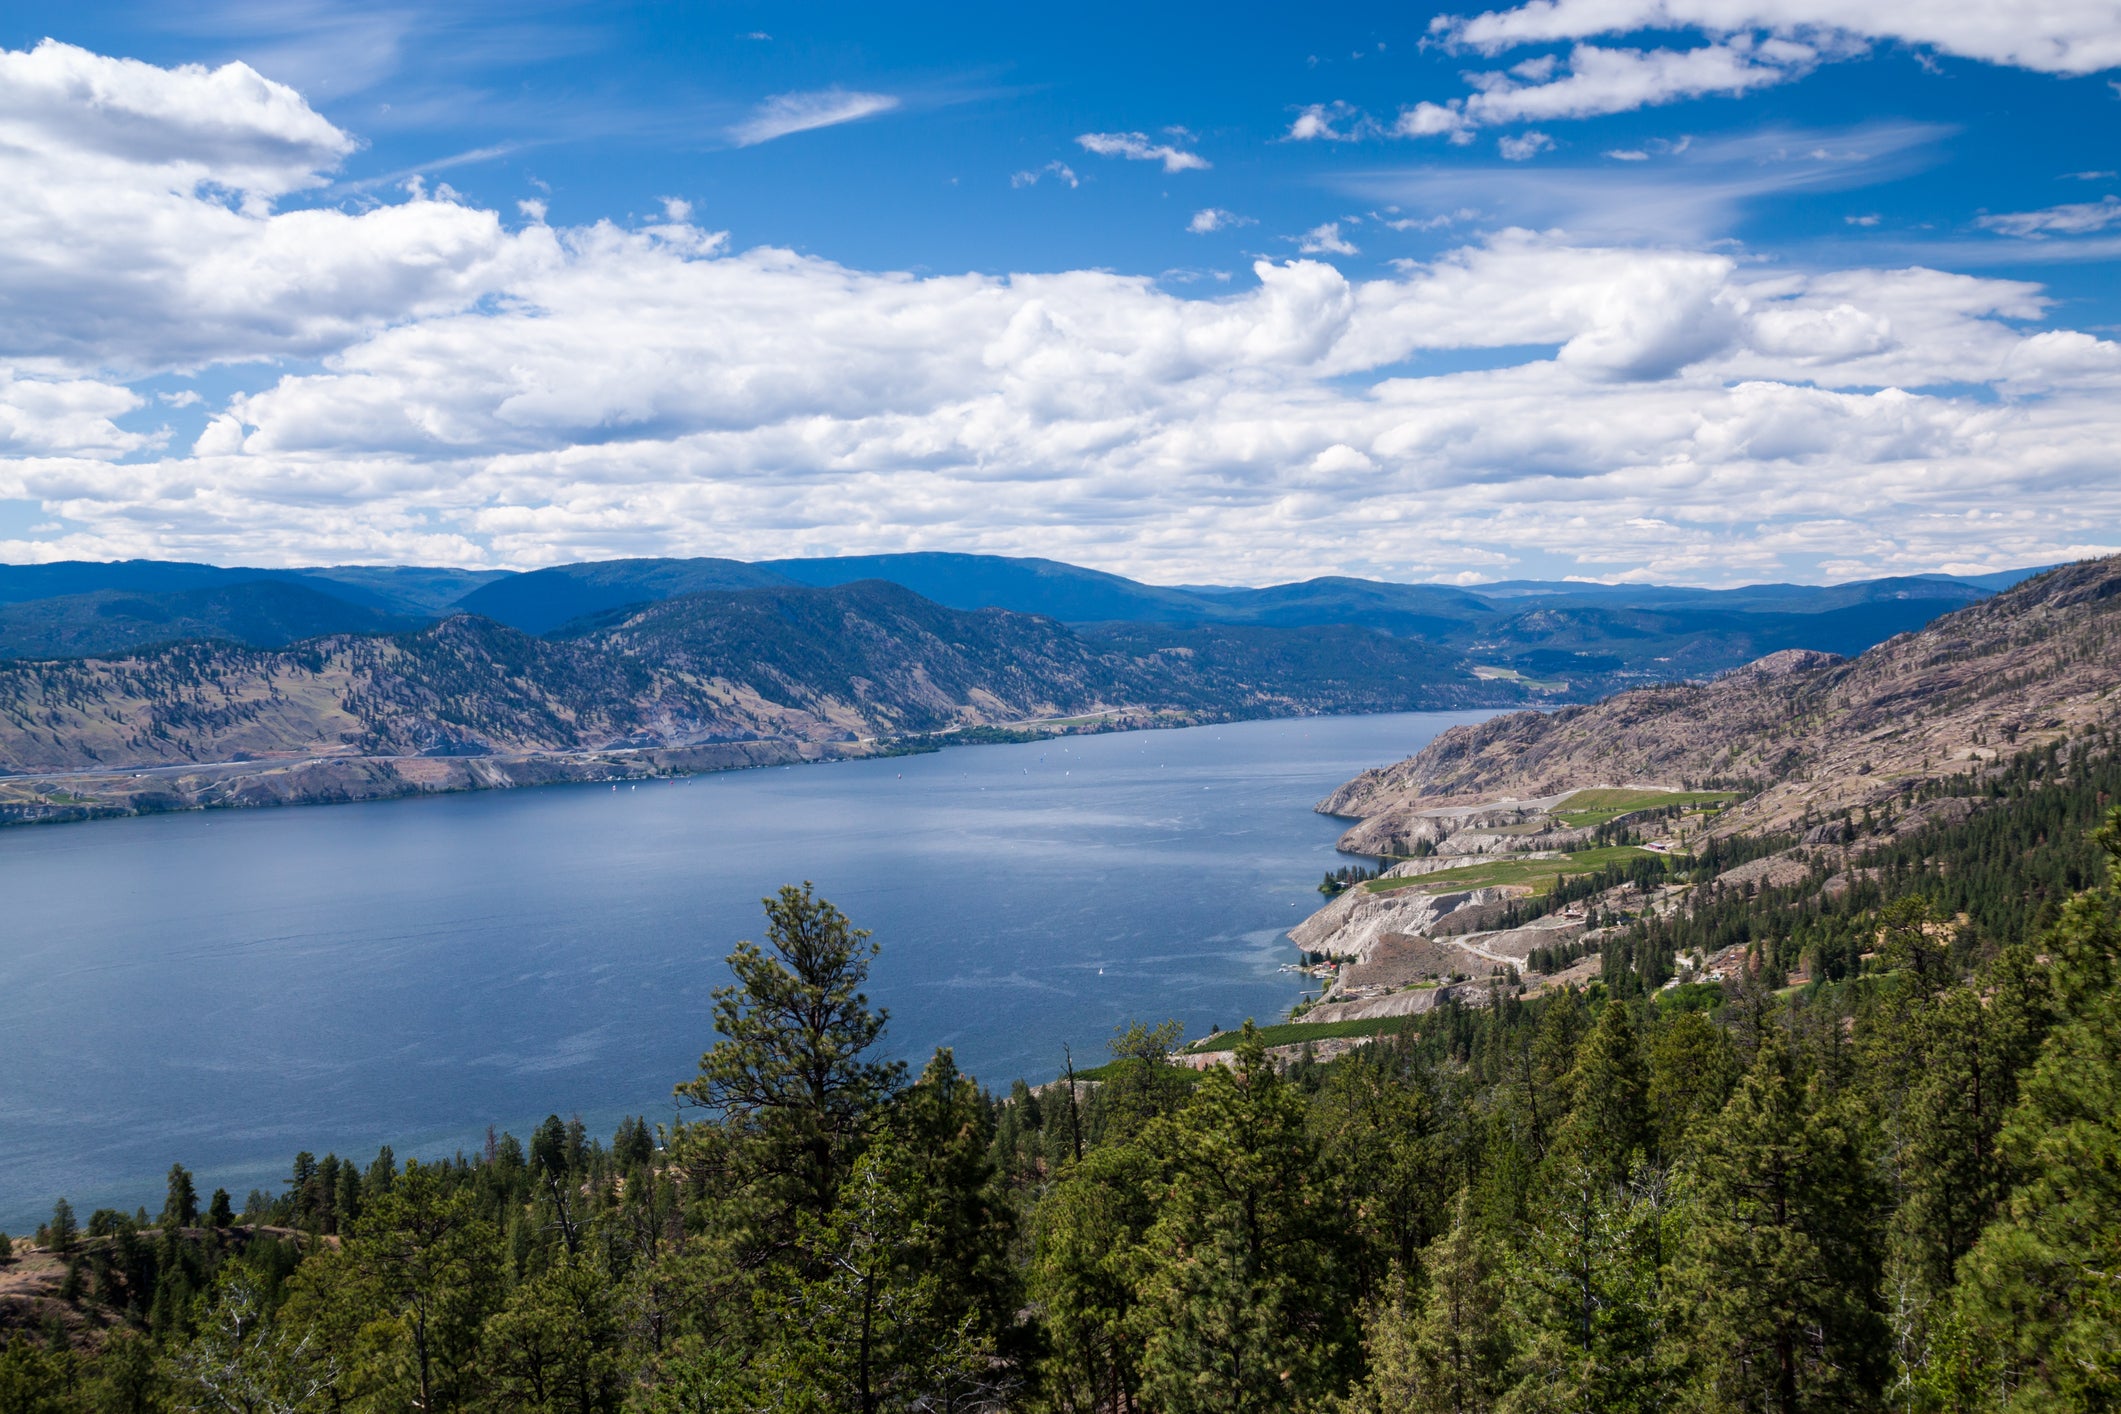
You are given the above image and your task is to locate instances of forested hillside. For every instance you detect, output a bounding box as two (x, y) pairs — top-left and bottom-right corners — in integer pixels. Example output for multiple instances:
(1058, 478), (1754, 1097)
(8, 738), (2121, 1412)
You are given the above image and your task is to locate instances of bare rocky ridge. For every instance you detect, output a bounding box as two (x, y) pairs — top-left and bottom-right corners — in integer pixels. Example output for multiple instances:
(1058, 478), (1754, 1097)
(1320, 557), (2121, 857)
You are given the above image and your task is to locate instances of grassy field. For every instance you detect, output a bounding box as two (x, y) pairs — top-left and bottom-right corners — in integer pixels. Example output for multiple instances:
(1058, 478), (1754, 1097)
(1470, 665), (1569, 693)
(1183, 1015), (1422, 1053)
(1362, 844), (1659, 897)
(1550, 787), (1739, 829)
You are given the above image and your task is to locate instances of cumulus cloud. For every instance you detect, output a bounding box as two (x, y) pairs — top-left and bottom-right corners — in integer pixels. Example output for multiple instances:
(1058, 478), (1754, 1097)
(3, 43), (2121, 584)
(1297, 223), (1360, 255)
(1499, 131), (1555, 160)
(1288, 102), (1369, 141)
(0, 39), (353, 202)
(0, 373), (158, 458)
(1075, 131), (1209, 172)
(728, 88), (899, 147)
(1188, 207), (1253, 233)
(1978, 195), (2121, 237)
(0, 40), (527, 376)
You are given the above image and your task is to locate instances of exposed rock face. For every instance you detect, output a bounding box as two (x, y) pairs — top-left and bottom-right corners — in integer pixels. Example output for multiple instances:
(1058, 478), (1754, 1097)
(1290, 883), (1513, 963)
(1321, 557), (2121, 851)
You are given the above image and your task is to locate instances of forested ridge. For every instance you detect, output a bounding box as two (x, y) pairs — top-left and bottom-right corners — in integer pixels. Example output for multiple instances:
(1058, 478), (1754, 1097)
(10, 746), (2121, 1411)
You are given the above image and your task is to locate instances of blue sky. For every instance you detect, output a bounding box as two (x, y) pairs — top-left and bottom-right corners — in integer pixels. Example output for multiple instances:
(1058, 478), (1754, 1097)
(0, 1), (2118, 584)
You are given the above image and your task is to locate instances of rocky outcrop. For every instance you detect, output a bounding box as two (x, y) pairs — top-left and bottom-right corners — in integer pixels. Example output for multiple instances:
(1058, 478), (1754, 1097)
(1321, 557), (2121, 845)
(1290, 882), (1514, 963)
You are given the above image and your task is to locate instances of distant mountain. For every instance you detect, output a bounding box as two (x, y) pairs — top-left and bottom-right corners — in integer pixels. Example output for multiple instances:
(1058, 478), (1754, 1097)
(290, 565), (514, 616)
(0, 581), (1521, 778)
(454, 557), (791, 634)
(431, 552), (2031, 690)
(757, 552), (1213, 623)
(0, 559), (269, 606)
(1319, 555), (2121, 855)
(0, 560), (510, 620)
(0, 552), (2053, 703)
(0, 580), (409, 660)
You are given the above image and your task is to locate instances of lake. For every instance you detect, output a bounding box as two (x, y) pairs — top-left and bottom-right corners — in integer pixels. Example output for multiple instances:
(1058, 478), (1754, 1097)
(0, 709), (1489, 1228)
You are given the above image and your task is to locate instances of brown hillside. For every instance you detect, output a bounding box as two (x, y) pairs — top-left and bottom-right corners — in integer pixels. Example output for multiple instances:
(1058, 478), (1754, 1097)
(1322, 557), (2121, 855)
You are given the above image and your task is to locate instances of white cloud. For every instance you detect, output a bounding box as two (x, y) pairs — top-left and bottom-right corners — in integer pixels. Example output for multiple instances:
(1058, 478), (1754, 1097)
(728, 88), (899, 147)
(1434, 0), (2121, 77)
(1392, 36), (1817, 139)
(1075, 131), (1209, 172)
(1846, 212), (1881, 226)
(1499, 131), (1555, 160)
(1012, 162), (1080, 189)
(1978, 195), (2121, 237)
(0, 38), (352, 202)
(0, 373), (157, 458)
(1297, 222), (1360, 255)
(1188, 207), (1254, 233)
(4, 44), (2121, 585)
(0, 40), (527, 376)
(1392, 102), (1471, 140)
(1289, 102), (1369, 142)
(1362, 1), (2121, 141)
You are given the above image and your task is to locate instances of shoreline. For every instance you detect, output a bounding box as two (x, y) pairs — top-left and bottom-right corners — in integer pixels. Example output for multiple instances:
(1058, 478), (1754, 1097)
(0, 702), (1517, 833)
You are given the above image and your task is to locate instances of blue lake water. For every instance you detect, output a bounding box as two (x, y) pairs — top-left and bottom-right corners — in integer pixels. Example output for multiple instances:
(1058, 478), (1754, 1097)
(0, 709), (1488, 1228)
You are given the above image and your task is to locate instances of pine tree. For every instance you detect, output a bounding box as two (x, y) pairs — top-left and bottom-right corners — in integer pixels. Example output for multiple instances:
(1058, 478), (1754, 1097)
(46, 1198), (77, 1253)
(1502, 1161), (1667, 1413)
(1647, 1009), (1739, 1164)
(895, 1048), (1019, 1353)
(673, 883), (905, 1239)
(743, 1136), (1000, 1412)
(160, 1163), (200, 1230)
(1310, 1041), (1447, 1299)
(479, 1258), (626, 1413)
(1553, 1001), (1651, 1184)
(1030, 1139), (1158, 1413)
(1342, 1191), (1513, 1414)
(1674, 1029), (1887, 1412)
(1133, 1025), (1357, 1413)
(284, 1160), (502, 1413)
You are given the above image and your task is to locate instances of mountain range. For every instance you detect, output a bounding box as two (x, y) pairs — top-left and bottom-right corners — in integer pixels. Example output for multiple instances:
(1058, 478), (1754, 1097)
(0, 549), (2063, 826)
(0, 552), (2042, 690)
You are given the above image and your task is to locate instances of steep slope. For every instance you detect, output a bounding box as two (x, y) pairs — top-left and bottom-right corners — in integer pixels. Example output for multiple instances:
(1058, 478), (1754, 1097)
(1322, 556), (2121, 854)
(0, 581), (410, 660)
(1084, 621), (1505, 715)
(572, 580), (1128, 734)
